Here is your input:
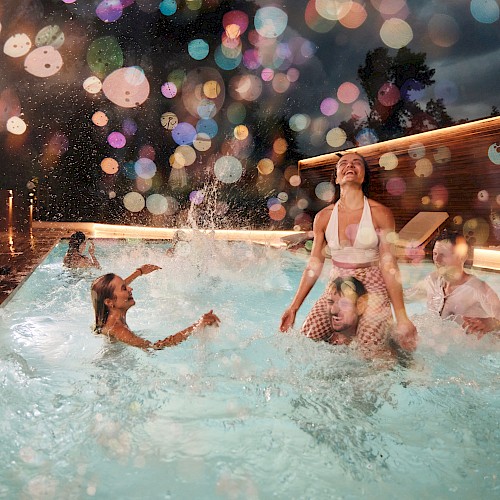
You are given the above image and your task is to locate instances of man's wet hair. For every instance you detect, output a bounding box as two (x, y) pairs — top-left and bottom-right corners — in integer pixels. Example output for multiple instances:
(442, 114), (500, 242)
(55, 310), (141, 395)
(328, 276), (367, 299)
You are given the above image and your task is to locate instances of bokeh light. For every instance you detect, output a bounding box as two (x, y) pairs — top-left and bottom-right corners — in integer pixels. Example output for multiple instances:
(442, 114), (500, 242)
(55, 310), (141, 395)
(315, 181), (334, 201)
(320, 98), (339, 116)
(193, 132), (212, 151)
(87, 36), (123, 78)
(428, 14), (459, 48)
(24, 46), (63, 77)
(379, 152), (398, 170)
(378, 83), (400, 107)
(234, 125), (249, 140)
(96, 0), (123, 23)
(159, 0), (177, 16)
(134, 158), (157, 179)
(214, 156), (243, 183)
(161, 82), (177, 98)
(470, 0), (499, 24)
(103, 67), (150, 108)
(160, 112), (179, 130)
(463, 217), (490, 245)
(107, 131), (126, 148)
(172, 122), (197, 146)
(315, 0), (353, 21)
(380, 18), (413, 48)
(101, 157), (119, 174)
(4, 34), (32, 58)
(35, 25), (64, 49)
(337, 82), (360, 104)
(414, 158), (433, 177)
(83, 76), (103, 94)
(477, 190), (489, 202)
(386, 177), (406, 196)
(269, 203), (286, 221)
(408, 142), (426, 159)
(93, 111), (110, 129)
(146, 194), (168, 215)
(257, 158), (274, 175)
(123, 191), (145, 212)
(254, 7), (288, 38)
(430, 184), (448, 208)
(188, 39), (210, 60)
(339, 2), (368, 29)
(326, 127), (347, 148)
(6, 116), (27, 135)
(487, 143), (500, 164)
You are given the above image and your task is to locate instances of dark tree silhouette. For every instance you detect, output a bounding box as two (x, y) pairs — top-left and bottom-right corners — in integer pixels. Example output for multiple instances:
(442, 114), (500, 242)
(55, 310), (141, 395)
(340, 47), (455, 144)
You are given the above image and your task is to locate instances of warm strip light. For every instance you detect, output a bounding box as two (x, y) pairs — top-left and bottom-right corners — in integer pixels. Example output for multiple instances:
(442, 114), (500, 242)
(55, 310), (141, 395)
(472, 248), (500, 272)
(33, 221), (301, 247)
(93, 223), (299, 245)
(298, 116), (500, 169)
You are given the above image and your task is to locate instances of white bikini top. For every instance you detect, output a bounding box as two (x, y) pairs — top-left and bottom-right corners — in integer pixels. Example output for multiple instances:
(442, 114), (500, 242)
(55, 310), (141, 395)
(325, 196), (380, 265)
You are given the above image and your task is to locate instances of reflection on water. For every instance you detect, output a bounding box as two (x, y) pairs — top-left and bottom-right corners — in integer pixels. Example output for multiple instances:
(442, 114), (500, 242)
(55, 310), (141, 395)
(0, 236), (499, 498)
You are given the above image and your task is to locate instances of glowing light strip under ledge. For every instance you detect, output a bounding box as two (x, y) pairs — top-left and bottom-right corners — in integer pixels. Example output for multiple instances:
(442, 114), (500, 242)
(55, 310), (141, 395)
(298, 115), (500, 169)
(472, 248), (500, 272)
(92, 224), (299, 245)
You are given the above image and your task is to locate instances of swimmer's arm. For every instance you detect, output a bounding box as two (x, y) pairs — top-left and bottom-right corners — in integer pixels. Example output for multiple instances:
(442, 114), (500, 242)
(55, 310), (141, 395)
(108, 323), (154, 349)
(462, 316), (500, 338)
(375, 206), (417, 350)
(87, 241), (101, 269)
(403, 278), (429, 301)
(124, 264), (162, 285)
(462, 284), (500, 337)
(153, 311), (220, 349)
(280, 210), (329, 332)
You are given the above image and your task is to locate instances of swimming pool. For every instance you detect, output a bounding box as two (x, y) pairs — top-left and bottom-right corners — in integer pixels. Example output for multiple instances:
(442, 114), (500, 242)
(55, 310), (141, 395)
(1, 237), (499, 499)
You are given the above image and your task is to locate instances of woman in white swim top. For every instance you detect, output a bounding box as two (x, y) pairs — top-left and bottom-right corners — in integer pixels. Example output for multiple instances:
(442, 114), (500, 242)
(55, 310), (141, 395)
(280, 151), (417, 356)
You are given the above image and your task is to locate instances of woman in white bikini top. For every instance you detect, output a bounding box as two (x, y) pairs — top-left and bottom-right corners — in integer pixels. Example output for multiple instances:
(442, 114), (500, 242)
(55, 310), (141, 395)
(280, 151), (417, 355)
(325, 196), (380, 267)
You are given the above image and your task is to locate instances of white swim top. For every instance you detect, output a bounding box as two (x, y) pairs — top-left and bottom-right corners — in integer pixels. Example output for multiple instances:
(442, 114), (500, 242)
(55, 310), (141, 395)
(325, 196), (380, 265)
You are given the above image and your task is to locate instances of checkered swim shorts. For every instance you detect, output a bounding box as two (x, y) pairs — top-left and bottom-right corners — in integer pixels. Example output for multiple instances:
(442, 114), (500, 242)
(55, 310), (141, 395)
(301, 264), (393, 348)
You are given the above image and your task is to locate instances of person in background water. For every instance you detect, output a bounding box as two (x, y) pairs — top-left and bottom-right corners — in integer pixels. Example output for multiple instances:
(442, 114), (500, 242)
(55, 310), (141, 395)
(406, 230), (500, 337)
(64, 231), (101, 269)
(280, 151), (417, 356)
(322, 276), (368, 346)
(91, 264), (220, 349)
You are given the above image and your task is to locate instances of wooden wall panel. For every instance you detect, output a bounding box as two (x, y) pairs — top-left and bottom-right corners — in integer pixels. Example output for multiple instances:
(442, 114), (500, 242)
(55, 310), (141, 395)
(298, 117), (500, 247)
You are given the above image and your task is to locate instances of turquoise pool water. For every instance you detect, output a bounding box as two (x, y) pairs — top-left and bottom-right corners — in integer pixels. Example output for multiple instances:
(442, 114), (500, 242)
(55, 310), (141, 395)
(0, 238), (499, 499)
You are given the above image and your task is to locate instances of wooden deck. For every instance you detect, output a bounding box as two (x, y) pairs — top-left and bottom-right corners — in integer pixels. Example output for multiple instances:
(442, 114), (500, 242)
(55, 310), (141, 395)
(0, 226), (75, 305)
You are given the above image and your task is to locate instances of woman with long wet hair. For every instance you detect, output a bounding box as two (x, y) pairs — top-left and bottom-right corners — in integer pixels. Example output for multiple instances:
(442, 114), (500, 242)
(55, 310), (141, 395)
(91, 264), (220, 349)
(280, 152), (417, 356)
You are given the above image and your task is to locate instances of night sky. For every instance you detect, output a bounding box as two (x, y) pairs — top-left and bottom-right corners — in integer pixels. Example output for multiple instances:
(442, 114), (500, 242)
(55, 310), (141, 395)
(0, 0), (499, 226)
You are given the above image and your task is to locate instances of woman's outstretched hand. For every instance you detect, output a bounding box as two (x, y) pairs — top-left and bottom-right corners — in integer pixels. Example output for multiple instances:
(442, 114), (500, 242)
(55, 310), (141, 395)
(280, 307), (297, 332)
(138, 264), (162, 275)
(198, 310), (220, 328)
(394, 318), (418, 351)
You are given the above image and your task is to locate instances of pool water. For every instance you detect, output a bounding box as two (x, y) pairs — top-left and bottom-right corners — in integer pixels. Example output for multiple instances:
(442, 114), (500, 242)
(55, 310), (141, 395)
(0, 237), (499, 499)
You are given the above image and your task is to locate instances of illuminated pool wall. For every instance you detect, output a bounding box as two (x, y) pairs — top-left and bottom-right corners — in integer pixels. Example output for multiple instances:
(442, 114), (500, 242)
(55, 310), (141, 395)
(0, 1), (499, 234)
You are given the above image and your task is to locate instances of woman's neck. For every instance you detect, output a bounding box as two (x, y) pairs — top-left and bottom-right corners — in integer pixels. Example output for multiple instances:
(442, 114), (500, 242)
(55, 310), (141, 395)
(106, 310), (127, 328)
(339, 188), (364, 210)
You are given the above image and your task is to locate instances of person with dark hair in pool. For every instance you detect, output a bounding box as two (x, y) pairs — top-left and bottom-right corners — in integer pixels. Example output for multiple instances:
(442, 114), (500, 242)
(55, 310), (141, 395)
(64, 231), (101, 269)
(406, 230), (500, 337)
(322, 276), (368, 345)
(280, 151), (417, 355)
(91, 264), (220, 349)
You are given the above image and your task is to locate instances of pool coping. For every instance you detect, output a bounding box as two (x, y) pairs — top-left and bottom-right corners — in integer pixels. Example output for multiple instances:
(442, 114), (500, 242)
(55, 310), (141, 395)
(0, 222), (304, 307)
(2, 222), (498, 308)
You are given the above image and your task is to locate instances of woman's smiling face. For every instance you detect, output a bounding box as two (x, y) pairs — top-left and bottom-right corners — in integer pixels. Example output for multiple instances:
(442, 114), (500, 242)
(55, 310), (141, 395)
(109, 276), (135, 311)
(335, 153), (365, 185)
